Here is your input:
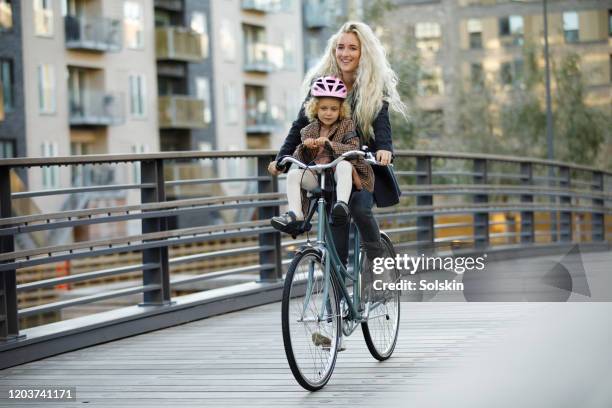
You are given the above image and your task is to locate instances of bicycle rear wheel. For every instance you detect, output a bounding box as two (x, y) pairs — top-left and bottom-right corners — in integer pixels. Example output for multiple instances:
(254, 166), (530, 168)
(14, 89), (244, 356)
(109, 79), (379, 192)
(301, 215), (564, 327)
(282, 248), (341, 391)
(361, 233), (401, 361)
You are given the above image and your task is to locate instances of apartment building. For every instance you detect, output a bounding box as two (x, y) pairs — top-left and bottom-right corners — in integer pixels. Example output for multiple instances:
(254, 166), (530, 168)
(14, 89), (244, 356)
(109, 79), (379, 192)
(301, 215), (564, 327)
(302, 0), (363, 73)
(0, 0), (159, 229)
(386, 0), (611, 137)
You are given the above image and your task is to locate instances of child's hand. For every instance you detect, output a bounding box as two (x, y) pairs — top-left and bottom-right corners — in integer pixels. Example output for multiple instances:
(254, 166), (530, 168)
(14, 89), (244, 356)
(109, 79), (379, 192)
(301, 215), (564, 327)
(315, 137), (328, 147)
(303, 139), (317, 149)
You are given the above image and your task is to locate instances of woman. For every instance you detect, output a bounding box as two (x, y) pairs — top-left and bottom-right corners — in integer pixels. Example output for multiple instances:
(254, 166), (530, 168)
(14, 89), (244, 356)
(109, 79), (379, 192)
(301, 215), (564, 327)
(268, 21), (407, 266)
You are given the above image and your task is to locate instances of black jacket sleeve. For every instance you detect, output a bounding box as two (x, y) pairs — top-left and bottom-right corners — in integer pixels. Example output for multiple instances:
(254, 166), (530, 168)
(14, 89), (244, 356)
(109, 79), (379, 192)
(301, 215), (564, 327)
(275, 100), (310, 161)
(371, 101), (393, 153)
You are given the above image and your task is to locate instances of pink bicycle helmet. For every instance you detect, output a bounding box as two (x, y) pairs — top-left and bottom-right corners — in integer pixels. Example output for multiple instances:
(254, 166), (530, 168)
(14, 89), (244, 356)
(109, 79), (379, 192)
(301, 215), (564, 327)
(311, 76), (347, 99)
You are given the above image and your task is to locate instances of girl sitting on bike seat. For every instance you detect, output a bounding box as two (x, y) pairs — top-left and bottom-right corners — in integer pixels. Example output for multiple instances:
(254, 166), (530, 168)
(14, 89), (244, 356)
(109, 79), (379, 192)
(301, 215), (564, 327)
(271, 76), (374, 234)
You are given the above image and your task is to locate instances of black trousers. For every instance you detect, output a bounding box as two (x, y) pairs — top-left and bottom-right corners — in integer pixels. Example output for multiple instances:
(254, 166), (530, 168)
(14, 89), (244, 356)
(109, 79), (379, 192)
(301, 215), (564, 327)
(330, 189), (383, 266)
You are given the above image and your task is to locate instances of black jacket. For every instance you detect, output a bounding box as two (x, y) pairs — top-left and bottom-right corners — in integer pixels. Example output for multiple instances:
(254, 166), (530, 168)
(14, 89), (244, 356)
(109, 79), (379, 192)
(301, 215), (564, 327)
(275, 97), (392, 161)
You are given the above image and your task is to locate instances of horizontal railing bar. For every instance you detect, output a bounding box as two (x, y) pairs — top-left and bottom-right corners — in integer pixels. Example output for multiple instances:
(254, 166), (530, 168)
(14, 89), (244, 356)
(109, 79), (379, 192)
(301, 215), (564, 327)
(0, 226), (277, 272)
(0, 192), (284, 227)
(1, 219), (271, 262)
(12, 183), (155, 199)
(170, 264), (275, 287)
(432, 170), (481, 177)
(394, 171), (426, 177)
(1, 149), (609, 175)
(2, 199), (286, 236)
(17, 263), (158, 291)
(0, 151), (278, 167)
(169, 245), (271, 266)
(18, 283), (161, 317)
(166, 176), (271, 187)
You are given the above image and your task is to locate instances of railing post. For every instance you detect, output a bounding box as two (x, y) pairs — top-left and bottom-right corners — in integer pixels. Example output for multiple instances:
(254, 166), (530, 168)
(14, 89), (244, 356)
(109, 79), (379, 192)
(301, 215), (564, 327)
(520, 162), (534, 244)
(473, 159), (489, 249)
(257, 155), (282, 281)
(0, 166), (22, 340)
(591, 171), (604, 242)
(416, 156), (434, 254)
(140, 159), (172, 305)
(559, 166), (572, 242)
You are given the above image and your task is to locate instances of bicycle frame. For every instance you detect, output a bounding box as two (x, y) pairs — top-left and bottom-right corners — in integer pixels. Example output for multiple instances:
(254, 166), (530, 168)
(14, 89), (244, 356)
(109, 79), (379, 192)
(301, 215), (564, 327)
(308, 170), (364, 323)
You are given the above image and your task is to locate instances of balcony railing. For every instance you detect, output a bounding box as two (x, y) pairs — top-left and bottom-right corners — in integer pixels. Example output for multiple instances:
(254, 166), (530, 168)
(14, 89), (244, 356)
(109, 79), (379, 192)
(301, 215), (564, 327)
(245, 111), (278, 133)
(242, 0), (282, 13)
(244, 43), (278, 73)
(64, 15), (122, 52)
(158, 95), (207, 129)
(304, 1), (333, 28)
(156, 26), (207, 62)
(69, 91), (125, 126)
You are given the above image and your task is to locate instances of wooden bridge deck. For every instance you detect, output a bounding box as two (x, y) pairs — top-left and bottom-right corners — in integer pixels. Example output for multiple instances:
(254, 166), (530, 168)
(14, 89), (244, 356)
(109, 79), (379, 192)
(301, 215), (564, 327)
(1, 251), (611, 407)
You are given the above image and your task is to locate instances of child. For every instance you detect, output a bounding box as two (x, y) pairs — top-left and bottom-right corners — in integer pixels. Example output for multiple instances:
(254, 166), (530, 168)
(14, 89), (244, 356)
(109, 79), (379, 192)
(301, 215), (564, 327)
(271, 76), (374, 233)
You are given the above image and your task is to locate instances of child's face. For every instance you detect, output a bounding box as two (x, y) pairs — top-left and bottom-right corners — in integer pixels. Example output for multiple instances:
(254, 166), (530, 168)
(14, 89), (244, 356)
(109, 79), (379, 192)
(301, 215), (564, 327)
(317, 97), (342, 127)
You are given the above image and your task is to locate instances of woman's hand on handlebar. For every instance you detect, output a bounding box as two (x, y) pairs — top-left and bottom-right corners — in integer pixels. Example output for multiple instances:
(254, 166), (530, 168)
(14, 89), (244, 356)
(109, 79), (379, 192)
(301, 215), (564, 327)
(376, 150), (393, 166)
(268, 161), (283, 176)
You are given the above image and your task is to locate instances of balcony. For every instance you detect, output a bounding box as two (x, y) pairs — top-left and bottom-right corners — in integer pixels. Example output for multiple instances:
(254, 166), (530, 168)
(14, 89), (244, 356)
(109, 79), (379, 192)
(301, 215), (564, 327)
(241, 0), (281, 13)
(64, 16), (122, 52)
(154, 0), (183, 11)
(158, 95), (207, 129)
(304, 2), (332, 28)
(245, 111), (277, 134)
(69, 91), (125, 126)
(243, 43), (278, 73)
(156, 26), (207, 62)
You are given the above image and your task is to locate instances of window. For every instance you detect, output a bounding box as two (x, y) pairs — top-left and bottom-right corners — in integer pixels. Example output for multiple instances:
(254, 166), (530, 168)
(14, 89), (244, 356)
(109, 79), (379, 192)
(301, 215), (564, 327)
(223, 83), (238, 124)
(0, 59), (13, 113)
(0, 140), (14, 158)
(34, 0), (53, 36)
(0, 0), (12, 31)
(124, 1), (144, 49)
(220, 19), (237, 62)
(190, 12), (209, 58)
(471, 63), (484, 87)
(283, 33), (295, 69)
(131, 144), (148, 183)
(415, 22), (441, 52)
(129, 74), (146, 117)
(501, 59), (524, 86)
(418, 67), (444, 96)
(41, 141), (59, 188)
(467, 19), (482, 49)
(195, 77), (211, 124)
(499, 15), (523, 45)
(37, 64), (56, 114)
(563, 11), (579, 43)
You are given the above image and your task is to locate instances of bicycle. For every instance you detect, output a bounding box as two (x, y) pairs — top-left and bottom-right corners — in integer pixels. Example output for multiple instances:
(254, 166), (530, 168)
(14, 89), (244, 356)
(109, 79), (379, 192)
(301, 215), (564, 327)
(278, 151), (401, 391)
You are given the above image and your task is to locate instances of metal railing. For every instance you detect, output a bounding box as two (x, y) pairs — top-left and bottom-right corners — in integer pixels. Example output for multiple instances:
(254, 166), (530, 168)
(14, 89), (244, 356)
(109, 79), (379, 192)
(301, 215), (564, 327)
(243, 43), (278, 72)
(245, 111), (278, 133)
(304, 0), (333, 28)
(0, 150), (610, 368)
(155, 26), (207, 62)
(158, 95), (207, 129)
(64, 15), (122, 52)
(69, 91), (125, 126)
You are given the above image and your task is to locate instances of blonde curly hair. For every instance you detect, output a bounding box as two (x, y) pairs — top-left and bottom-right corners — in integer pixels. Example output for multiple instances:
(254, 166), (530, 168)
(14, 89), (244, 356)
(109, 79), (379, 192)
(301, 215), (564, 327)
(304, 97), (351, 123)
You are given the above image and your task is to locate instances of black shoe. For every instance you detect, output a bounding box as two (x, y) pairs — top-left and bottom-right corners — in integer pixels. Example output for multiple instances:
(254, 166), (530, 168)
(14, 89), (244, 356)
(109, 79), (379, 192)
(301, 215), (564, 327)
(271, 211), (300, 233)
(331, 201), (350, 226)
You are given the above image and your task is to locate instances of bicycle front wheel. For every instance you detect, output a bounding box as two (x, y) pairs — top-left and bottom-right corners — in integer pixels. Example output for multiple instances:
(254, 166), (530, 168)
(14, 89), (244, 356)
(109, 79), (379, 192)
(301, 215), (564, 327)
(361, 233), (401, 361)
(282, 248), (341, 391)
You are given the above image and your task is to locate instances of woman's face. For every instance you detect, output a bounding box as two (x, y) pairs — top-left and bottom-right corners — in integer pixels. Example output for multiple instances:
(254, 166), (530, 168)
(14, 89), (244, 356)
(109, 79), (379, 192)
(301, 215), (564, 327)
(316, 97), (342, 127)
(335, 32), (361, 75)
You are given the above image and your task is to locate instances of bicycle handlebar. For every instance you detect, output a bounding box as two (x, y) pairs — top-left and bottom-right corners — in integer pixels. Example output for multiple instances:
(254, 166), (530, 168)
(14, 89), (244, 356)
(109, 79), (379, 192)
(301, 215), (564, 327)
(279, 150), (383, 172)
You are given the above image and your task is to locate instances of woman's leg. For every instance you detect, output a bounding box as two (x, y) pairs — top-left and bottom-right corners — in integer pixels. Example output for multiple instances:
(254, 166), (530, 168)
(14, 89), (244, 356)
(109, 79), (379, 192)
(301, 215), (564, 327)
(350, 190), (384, 259)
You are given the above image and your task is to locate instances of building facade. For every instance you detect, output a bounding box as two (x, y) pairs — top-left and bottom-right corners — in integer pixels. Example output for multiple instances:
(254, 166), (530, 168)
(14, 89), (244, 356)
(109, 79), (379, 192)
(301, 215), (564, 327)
(386, 0), (611, 142)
